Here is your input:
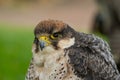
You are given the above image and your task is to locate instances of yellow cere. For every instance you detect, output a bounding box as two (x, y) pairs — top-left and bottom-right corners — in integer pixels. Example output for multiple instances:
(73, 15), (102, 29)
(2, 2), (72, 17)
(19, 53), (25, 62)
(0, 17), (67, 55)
(39, 36), (51, 46)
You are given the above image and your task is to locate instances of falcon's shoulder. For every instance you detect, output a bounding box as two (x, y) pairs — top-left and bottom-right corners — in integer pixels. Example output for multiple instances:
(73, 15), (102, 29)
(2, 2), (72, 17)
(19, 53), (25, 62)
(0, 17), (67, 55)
(66, 32), (120, 80)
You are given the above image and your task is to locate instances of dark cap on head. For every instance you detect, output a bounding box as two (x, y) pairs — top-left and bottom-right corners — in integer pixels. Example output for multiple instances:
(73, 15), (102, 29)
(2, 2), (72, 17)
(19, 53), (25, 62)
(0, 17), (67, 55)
(34, 20), (67, 35)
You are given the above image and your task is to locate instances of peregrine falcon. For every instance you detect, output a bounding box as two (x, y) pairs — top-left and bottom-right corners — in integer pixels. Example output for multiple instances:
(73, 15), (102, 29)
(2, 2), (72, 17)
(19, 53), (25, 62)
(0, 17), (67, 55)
(26, 20), (120, 80)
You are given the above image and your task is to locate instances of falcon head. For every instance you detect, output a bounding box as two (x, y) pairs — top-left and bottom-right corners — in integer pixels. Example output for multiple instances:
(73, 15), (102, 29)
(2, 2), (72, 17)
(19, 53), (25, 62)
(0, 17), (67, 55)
(33, 20), (76, 53)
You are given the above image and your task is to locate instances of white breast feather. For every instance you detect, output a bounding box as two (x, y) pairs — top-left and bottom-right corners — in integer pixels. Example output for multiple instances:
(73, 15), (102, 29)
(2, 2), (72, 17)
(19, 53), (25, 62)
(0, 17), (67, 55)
(31, 37), (83, 80)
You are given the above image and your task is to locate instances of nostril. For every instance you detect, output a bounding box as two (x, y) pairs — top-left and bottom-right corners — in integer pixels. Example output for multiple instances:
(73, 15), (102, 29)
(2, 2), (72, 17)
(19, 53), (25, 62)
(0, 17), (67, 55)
(43, 37), (46, 40)
(45, 37), (47, 40)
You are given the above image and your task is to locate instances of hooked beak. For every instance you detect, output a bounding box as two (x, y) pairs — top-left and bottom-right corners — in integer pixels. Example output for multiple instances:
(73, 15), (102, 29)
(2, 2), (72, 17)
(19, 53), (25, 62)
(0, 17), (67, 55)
(39, 36), (51, 51)
(39, 40), (46, 51)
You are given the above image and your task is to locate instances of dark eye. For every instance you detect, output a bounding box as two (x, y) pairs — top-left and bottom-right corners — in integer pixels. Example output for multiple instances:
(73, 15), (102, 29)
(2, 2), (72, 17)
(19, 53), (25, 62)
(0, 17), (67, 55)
(50, 33), (62, 39)
(53, 33), (59, 37)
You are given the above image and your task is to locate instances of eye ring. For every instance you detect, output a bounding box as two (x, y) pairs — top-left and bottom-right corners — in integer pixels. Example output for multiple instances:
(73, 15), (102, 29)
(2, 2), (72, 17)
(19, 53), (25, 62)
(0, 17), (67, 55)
(50, 32), (62, 39)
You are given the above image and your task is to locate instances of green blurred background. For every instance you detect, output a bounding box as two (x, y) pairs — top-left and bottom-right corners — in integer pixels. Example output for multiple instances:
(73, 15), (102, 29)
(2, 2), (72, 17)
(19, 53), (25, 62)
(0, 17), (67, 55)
(0, 0), (120, 80)
(0, 0), (96, 80)
(0, 23), (33, 80)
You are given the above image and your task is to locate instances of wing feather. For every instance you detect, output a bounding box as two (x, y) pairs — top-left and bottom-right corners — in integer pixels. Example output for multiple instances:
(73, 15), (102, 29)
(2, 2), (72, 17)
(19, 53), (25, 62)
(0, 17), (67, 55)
(67, 32), (120, 80)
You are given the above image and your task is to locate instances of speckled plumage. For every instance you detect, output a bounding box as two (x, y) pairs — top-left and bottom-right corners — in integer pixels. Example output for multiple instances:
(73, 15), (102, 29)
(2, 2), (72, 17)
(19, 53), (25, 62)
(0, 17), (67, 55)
(26, 20), (120, 80)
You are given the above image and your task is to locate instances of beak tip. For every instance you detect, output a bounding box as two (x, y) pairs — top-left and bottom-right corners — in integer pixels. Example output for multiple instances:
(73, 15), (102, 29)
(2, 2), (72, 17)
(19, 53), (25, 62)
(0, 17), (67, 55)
(40, 47), (43, 51)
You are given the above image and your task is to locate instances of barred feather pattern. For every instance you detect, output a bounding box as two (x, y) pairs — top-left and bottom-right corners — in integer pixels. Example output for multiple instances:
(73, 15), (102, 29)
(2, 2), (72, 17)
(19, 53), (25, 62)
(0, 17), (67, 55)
(66, 32), (120, 80)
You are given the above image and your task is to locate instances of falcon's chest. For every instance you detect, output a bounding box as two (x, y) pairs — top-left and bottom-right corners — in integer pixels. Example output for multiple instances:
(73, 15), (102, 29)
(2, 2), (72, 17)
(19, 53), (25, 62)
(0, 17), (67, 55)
(33, 47), (82, 80)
